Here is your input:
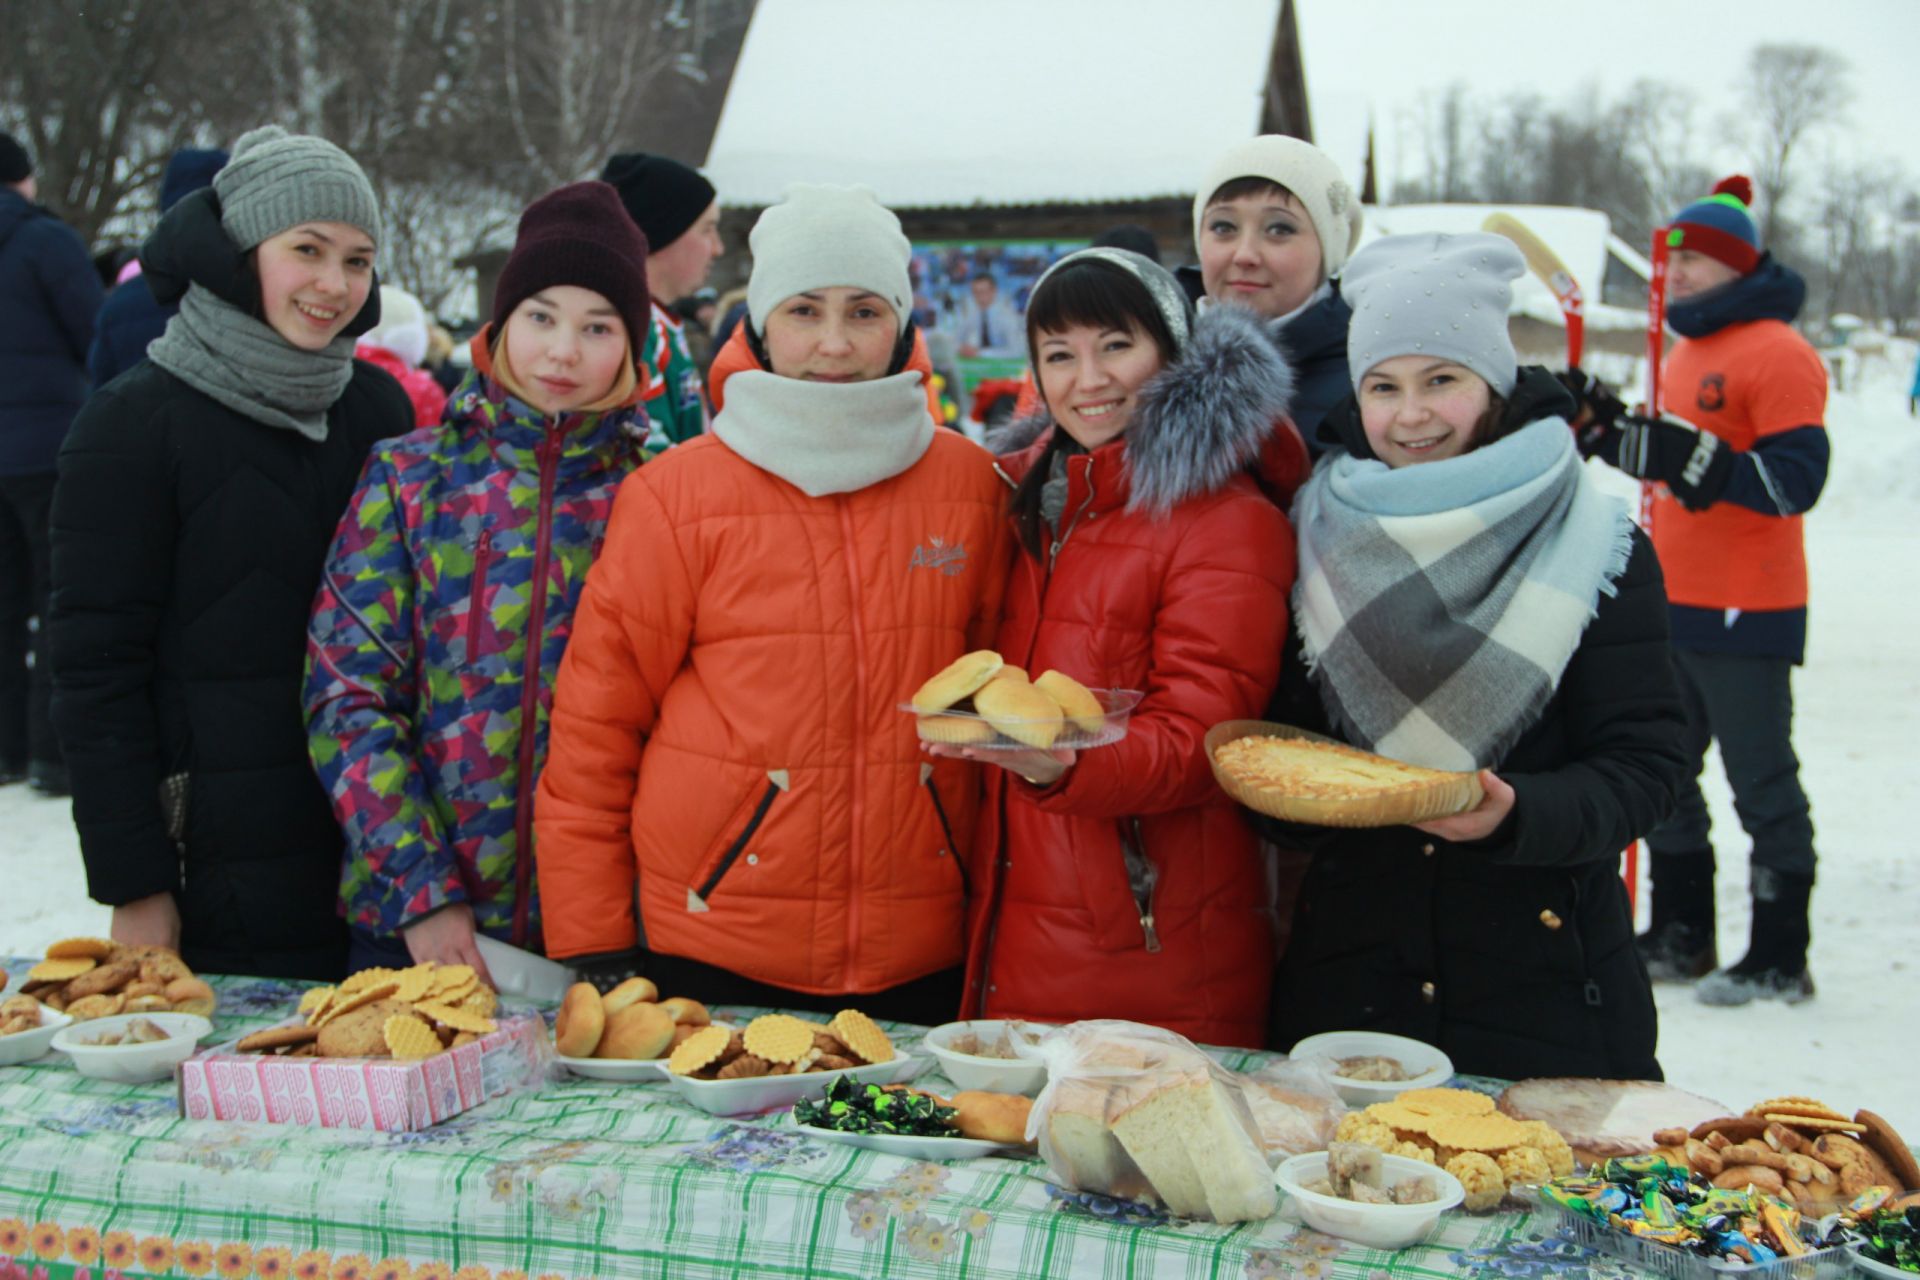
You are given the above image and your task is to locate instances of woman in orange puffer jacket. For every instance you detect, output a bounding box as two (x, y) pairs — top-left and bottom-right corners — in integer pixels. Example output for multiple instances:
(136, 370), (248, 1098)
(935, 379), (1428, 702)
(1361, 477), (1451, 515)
(534, 186), (1009, 1018)
(939, 248), (1305, 1047)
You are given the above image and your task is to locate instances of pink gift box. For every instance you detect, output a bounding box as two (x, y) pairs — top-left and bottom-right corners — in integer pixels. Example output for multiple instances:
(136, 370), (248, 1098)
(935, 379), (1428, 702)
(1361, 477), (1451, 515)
(177, 1014), (544, 1131)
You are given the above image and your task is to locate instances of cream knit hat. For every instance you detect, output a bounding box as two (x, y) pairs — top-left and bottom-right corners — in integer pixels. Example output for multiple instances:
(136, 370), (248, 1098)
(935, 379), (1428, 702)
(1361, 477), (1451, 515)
(1192, 135), (1362, 281)
(746, 184), (913, 334)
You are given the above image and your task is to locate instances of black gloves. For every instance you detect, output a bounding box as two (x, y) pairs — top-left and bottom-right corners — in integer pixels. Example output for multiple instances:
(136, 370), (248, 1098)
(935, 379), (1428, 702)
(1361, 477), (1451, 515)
(1616, 413), (1735, 511)
(569, 949), (647, 993)
(1554, 366), (1629, 461)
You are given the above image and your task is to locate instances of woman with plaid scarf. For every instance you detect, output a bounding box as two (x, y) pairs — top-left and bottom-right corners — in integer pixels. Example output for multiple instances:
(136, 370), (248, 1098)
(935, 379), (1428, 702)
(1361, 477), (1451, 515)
(1255, 233), (1689, 1080)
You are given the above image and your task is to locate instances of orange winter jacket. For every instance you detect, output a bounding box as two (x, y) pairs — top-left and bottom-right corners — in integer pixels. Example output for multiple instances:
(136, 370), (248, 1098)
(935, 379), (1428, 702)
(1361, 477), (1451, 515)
(534, 338), (1010, 995)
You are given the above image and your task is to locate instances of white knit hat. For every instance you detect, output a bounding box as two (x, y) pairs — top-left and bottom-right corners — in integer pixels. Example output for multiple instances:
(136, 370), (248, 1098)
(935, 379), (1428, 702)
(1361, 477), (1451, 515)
(746, 184), (913, 334)
(357, 285), (429, 368)
(1191, 135), (1362, 281)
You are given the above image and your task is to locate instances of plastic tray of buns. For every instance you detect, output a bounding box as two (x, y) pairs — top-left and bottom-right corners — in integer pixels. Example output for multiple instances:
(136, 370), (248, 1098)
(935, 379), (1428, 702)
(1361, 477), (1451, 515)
(906, 688), (1142, 752)
(1205, 719), (1483, 828)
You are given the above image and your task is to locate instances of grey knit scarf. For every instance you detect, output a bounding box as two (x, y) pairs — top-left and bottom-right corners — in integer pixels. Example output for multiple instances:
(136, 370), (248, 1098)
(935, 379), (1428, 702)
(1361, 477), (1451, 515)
(147, 284), (355, 441)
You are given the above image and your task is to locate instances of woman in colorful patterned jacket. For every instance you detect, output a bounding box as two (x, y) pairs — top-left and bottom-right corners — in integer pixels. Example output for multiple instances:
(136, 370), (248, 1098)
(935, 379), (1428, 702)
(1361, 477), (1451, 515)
(304, 181), (651, 979)
(534, 185), (1009, 1019)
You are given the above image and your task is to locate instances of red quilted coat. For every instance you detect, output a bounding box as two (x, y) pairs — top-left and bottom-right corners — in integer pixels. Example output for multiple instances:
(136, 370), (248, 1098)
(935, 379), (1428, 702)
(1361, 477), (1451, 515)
(961, 305), (1308, 1047)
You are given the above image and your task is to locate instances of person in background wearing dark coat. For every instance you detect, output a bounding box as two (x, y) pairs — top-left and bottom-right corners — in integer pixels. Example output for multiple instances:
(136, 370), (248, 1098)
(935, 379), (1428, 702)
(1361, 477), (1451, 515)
(88, 147), (228, 387)
(0, 130), (104, 795)
(1256, 233), (1687, 1081)
(49, 126), (412, 981)
(1180, 136), (1362, 453)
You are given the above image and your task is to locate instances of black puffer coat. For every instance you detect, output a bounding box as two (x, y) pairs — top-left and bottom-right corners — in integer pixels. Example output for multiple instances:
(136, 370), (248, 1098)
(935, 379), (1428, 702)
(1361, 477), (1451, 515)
(48, 194), (410, 981)
(1264, 373), (1689, 1080)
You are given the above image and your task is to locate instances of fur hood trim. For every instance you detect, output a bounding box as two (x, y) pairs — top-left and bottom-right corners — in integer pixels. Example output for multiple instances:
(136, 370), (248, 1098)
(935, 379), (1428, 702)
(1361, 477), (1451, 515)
(987, 304), (1296, 515)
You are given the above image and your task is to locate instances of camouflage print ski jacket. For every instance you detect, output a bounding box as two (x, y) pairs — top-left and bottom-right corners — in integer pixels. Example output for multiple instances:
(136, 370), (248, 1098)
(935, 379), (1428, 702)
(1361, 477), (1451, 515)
(305, 349), (646, 949)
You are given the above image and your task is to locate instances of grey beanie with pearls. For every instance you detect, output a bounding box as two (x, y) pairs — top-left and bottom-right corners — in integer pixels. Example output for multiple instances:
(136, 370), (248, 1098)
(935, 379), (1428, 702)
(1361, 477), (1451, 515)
(746, 184), (913, 334)
(214, 125), (382, 251)
(1342, 232), (1525, 397)
(1030, 247), (1193, 351)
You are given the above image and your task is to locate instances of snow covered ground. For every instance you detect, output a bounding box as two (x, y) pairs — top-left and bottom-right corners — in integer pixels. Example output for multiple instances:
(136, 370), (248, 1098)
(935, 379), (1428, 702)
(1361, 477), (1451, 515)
(5, 354), (1917, 1137)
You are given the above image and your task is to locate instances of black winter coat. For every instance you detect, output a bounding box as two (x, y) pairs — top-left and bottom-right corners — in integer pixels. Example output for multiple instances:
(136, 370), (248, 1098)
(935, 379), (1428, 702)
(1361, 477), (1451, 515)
(87, 271), (175, 387)
(0, 190), (103, 476)
(1264, 377), (1689, 1080)
(50, 357), (409, 980)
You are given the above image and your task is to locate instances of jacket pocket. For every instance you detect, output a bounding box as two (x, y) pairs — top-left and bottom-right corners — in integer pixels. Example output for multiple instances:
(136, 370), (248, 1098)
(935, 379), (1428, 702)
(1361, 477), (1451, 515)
(1119, 818), (1163, 953)
(685, 769), (789, 912)
(465, 530), (495, 659)
(919, 761), (970, 897)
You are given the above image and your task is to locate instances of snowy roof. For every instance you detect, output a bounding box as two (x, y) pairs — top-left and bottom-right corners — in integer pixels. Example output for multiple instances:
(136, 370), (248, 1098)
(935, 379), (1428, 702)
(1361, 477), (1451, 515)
(704, 0), (1369, 210)
(1360, 203), (1647, 330)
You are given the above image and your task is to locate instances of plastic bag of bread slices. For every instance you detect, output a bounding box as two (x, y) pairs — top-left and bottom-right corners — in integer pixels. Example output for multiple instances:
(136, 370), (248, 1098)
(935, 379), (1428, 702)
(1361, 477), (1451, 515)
(1028, 1020), (1279, 1223)
(1238, 1056), (1348, 1158)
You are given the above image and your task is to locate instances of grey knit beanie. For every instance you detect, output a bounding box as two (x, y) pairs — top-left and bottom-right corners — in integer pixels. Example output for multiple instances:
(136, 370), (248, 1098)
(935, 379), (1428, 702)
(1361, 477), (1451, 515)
(214, 125), (381, 250)
(1030, 247), (1193, 351)
(747, 184), (912, 333)
(1343, 232), (1525, 397)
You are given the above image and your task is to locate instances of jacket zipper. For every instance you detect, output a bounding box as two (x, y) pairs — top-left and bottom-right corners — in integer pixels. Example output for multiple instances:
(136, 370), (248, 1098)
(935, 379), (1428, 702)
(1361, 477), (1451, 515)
(1122, 817), (1163, 952)
(838, 500), (868, 980)
(1021, 479), (1097, 670)
(466, 530), (494, 656)
(510, 426), (561, 947)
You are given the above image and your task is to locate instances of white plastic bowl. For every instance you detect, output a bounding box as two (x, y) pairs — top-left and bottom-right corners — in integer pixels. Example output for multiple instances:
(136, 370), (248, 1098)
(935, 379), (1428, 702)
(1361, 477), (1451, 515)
(1275, 1150), (1464, 1249)
(922, 1020), (1050, 1096)
(1287, 1030), (1453, 1106)
(0, 1002), (73, 1066)
(52, 1012), (213, 1083)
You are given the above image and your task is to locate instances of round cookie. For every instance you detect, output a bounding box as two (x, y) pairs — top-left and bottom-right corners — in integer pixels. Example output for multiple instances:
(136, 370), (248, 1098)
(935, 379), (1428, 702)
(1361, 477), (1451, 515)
(66, 958), (139, 999)
(554, 982), (606, 1057)
(384, 1014), (442, 1060)
(827, 1009), (894, 1065)
(65, 992), (128, 1021)
(669, 1024), (733, 1077)
(743, 1014), (815, 1065)
(28, 956), (96, 983)
(46, 937), (117, 961)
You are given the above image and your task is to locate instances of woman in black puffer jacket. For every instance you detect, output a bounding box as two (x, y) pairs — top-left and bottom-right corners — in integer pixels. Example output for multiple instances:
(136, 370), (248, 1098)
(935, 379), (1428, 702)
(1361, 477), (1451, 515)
(49, 127), (411, 981)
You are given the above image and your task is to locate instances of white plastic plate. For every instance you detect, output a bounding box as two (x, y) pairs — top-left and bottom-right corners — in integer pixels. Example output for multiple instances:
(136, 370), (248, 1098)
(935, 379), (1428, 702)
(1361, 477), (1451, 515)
(0, 1003), (74, 1067)
(557, 1021), (736, 1081)
(792, 1119), (1022, 1162)
(667, 1056), (921, 1116)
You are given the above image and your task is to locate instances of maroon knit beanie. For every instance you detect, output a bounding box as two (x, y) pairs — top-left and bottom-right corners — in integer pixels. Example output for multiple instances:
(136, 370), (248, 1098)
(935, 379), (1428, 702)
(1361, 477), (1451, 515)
(492, 181), (650, 357)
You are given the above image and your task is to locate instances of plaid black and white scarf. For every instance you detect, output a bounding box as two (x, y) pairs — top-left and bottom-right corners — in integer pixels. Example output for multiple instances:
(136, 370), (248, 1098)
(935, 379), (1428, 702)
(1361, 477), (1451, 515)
(1293, 419), (1636, 771)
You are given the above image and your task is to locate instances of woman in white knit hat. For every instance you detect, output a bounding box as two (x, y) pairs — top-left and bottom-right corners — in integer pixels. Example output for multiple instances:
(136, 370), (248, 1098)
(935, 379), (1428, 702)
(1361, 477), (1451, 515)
(49, 126), (413, 980)
(535, 185), (1011, 1021)
(1189, 135), (1364, 449)
(1245, 232), (1688, 1079)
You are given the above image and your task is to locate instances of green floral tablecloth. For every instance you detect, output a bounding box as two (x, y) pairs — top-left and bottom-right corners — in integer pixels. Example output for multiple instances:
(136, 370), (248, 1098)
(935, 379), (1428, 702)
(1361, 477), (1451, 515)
(0, 964), (1628, 1280)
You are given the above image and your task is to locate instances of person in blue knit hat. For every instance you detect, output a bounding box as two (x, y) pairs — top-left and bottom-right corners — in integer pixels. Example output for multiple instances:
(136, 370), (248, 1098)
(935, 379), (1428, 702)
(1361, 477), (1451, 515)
(88, 147), (229, 386)
(1562, 175), (1829, 1008)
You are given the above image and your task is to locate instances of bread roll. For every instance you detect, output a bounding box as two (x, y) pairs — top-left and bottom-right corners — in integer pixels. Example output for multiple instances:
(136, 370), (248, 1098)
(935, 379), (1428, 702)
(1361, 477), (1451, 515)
(974, 676), (1064, 749)
(659, 996), (711, 1027)
(910, 650), (1003, 714)
(951, 1090), (1033, 1145)
(602, 977), (659, 1015)
(916, 714), (996, 745)
(596, 1001), (677, 1060)
(1034, 670), (1104, 735)
(554, 982), (606, 1057)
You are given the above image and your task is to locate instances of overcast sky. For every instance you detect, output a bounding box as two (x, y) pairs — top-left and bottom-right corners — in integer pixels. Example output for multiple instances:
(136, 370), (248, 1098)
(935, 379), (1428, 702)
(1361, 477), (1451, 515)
(1296, 0), (1920, 196)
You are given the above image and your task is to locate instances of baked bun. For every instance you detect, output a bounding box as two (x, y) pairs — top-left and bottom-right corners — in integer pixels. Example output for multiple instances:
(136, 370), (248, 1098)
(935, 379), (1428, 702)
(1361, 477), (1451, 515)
(659, 996), (711, 1026)
(596, 1001), (677, 1059)
(951, 1090), (1034, 1145)
(983, 665), (1028, 685)
(916, 714), (996, 745)
(910, 650), (1003, 714)
(602, 977), (659, 1015)
(554, 982), (606, 1057)
(974, 676), (1064, 749)
(1034, 670), (1103, 734)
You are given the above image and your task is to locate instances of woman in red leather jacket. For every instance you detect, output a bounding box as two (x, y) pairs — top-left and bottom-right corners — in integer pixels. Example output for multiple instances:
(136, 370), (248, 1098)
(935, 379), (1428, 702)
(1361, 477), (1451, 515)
(936, 248), (1306, 1047)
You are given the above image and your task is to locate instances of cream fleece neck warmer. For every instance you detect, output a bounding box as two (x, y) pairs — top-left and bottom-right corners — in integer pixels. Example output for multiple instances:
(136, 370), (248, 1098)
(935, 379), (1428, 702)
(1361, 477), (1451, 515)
(711, 370), (933, 497)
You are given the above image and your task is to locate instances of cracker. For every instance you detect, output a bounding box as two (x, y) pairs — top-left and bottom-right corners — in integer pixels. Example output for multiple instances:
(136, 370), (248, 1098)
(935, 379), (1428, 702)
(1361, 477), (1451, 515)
(1367, 1102), (1446, 1135)
(430, 964), (476, 995)
(456, 987), (499, 1018)
(315, 980), (400, 1026)
(415, 1001), (495, 1034)
(384, 1014), (442, 1060)
(436, 977), (478, 1006)
(1397, 1087), (1495, 1117)
(45, 937), (117, 961)
(1427, 1113), (1531, 1154)
(28, 956), (96, 982)
(826, 1009), (894, 1065)
(1748, 1097), (1847, 1122)
(669, 1024), (733, 1076)
(1766, 1113), (1867, 1133)
(298, 986), (337, 1018)
(389, 965), (437, 1005)
(743, 1014), (816, 1065)
(338, 967), (399, 995)
(237, 1024), (322, 1054)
